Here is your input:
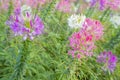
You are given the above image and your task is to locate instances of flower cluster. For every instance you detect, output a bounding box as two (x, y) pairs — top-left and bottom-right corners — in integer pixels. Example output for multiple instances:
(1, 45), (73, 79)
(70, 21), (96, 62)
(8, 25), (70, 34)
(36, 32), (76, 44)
(90, 0), (120, 10)
(56, 0), (71, 13)
(97, 51), (117, 72)
(13, 0), (47, 9)
(105, 0), (120, 10)
(83, 18), (104, 40)
(68, 18), (104, 59)
(0, 0), (47, 11)
(6, 5), (44, 40)
(68, 14), (86, 29)
(0, 0), (9, 11)
(84, 0), (91, 3)
(56, 0), (76, 13)
(110, 14), (120, 28)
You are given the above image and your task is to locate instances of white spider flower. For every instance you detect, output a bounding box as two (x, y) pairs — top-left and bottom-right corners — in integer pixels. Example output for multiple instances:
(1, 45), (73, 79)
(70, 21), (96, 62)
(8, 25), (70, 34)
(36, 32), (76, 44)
(110, 14), (120, 28)
(68, 14), (86, 29)
(84, 0), (91, 3)
(21, 5), (32, 21)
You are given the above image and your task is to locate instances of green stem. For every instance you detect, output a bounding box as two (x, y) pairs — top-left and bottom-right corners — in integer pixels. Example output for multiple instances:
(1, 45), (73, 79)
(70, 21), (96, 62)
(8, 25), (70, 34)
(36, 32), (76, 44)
(10, 40), (30, 80)
(100, 7), (110, 21)
(105, 29), (120, 50)
(41, 0), (57, 21)
(86, 7), (95, 17)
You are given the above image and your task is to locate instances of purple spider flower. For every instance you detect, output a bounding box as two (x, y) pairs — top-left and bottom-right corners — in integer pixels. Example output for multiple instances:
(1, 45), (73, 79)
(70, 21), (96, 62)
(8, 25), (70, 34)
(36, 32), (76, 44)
(99, 0), (106, 10)
(90, 0), (106, 10)
(6, 5), (44, 40)
(97, 51), (117, 72)
(90, 0), (97, 7)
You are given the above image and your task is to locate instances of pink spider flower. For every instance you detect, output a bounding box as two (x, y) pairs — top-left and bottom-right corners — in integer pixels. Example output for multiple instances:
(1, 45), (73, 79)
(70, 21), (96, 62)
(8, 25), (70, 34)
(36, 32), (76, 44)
(20, 0), (47, 8)
(69, 29), (97, 59)
(0, 0), (9, 11)
(90, 0), (120, 10)
(68, 18), (104, 59)
(83, 18), (104, 40)
(56, 0), (74, 13)
(0, 0), (47, 11)
(105, 0), (120, 10)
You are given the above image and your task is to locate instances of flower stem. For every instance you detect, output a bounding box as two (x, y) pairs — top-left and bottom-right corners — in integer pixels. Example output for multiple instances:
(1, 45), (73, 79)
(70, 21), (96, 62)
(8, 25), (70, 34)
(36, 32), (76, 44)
(86, 7), (95, 17)
(10, 40), (30, 80)
(100, 7), (110, 21)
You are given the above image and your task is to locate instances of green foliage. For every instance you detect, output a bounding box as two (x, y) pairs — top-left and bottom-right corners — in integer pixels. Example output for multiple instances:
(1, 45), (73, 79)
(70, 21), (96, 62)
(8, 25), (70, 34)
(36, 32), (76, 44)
(0, 1), (120, 80)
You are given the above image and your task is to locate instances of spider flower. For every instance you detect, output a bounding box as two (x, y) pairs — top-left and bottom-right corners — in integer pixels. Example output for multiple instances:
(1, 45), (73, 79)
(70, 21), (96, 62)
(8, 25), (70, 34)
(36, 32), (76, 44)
(68, 18), (104, 59)
(84, 0), (91, 3)
(56, 0), (77, 13)
(83, 18), (104, 40)
(110, 14), (120, 28)
(69, 31), (96, 59)
(90, 0), (120, 10)
(6, 5), (44, 40)
(56, 0), (71, 13)
(19, 0), (47, 8)
(97, 51), (117, 72)
(0, 0), (9, 11)
(105, 0), (120, 10)
(0, 0), (47, 11)
(68, 14), (86, 29)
